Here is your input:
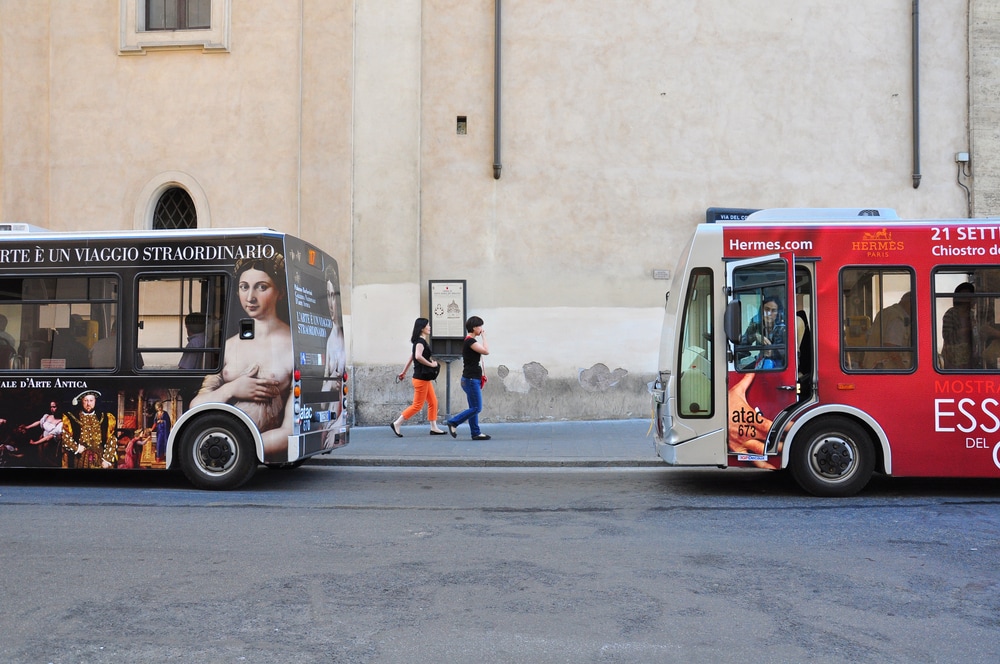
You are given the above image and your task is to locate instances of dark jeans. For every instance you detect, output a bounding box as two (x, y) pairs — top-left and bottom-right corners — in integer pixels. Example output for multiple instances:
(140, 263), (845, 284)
(448, 376), (483, 436)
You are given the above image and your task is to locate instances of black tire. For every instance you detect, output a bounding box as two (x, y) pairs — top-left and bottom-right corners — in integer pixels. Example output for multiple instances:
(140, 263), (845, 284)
(178, 413), (258, 490)
(789, 417), (875, 497)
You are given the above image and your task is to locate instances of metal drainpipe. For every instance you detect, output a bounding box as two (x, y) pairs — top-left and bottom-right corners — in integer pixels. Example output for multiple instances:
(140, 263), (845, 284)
(911, 0), (921, 189)
(493, 0), (502, 180)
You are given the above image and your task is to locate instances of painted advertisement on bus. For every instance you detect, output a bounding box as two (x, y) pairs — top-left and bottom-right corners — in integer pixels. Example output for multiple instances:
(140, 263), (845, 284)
(0, 230), (346, 481)
(719, 221), (1000, 481)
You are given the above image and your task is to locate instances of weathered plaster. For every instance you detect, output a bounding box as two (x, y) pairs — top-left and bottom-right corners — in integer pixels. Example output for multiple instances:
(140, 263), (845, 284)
(0, 1), (989, 425)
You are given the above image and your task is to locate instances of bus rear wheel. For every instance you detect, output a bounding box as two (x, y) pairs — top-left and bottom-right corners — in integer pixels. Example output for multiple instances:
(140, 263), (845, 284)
(178, 413), (258, 490)
(790, 417), (875, 497)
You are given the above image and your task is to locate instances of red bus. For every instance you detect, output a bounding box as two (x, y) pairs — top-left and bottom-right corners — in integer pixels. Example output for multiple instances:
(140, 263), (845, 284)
(0, 225), (348, 489)
(651, 208), (1000, 495)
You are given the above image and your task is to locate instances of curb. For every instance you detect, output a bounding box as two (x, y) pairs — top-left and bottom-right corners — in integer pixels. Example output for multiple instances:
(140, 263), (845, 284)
(307, 457), (664, 468)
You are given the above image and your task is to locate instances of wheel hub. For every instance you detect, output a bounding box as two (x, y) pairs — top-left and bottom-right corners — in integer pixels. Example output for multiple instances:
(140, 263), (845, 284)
(814, 438), (853, 477)
(198, 434), (235, 470)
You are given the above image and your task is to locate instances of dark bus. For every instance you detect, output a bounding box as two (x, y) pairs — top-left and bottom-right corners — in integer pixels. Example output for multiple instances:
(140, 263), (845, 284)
(0, 225), (348, 489)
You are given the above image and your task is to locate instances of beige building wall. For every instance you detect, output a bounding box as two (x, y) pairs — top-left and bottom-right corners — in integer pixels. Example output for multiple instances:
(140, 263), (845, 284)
(970, 0), (1000, 216)
(0, 1), (993, 424)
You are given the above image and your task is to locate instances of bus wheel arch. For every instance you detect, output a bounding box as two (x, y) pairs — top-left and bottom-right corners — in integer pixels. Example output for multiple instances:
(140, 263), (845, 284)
(177, 412), (258, 490)
(788, 416), (876, 497)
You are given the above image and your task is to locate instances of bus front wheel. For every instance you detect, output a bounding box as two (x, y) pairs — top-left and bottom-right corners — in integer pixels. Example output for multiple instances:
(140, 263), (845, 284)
(790, 417), (875, 497)
(178, 414), (258, 490)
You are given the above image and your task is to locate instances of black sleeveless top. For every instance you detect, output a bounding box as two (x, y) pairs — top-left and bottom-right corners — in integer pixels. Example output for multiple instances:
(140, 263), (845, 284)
(412, 338), (435, 380)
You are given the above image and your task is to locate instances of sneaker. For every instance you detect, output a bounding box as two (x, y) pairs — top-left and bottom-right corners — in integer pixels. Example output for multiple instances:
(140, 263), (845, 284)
(472, 434), (491, 440)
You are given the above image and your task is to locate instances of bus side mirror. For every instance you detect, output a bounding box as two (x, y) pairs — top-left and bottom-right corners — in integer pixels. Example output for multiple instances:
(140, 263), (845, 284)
(239, 318), (255, 340)
(724, 300), (742, 343)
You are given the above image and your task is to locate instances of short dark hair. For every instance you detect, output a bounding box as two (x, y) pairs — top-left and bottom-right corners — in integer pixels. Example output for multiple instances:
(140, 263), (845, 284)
(185, 312), (207, 333)
(465, 315), (484, 333)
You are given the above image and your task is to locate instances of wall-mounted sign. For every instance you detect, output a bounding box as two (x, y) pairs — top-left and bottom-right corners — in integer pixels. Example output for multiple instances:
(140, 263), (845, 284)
(429, 280), (467, 340)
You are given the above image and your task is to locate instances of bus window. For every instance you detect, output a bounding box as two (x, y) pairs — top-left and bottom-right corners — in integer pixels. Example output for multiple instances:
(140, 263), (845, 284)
(842, 267), (914, 372)
(731, 261), (789, 372)
(677, 269), (713, 417)
(137, 274), (225, 370)
(0, 276), (117, 370)
(934, 268), (1000, 371)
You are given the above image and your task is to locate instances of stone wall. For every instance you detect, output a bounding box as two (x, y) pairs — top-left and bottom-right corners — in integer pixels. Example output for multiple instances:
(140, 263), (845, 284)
(970, 1), (1000, 216)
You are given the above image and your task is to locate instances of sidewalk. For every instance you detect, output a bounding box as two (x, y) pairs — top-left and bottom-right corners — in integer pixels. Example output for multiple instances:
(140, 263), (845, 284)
(309, 419), (662, 467)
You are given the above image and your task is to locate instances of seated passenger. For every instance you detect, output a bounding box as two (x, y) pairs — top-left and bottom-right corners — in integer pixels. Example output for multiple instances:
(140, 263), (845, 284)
(51, 318), (90, 369)
(863, 292), (912, 370)
(178, 313), (208, 370)
(941, 283), (1000, 369)
(0, 314), (16, 348)
(739, 296), (787, 369)
(90, 324), (117, 368)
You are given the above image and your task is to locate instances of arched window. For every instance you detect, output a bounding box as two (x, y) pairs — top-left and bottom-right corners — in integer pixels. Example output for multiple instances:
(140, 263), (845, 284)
(153, 187), (197, 229)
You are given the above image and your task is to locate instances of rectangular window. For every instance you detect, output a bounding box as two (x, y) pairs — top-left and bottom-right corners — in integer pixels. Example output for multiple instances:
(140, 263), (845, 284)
(137, 274), (226, 371)
(933, 268), (1000, 372)
(121, 0), (229, 54)
(677, 269), (714, 418)
(731, 260), (789, 373)
(146, 0), (211, 31)
(0, 276), (118, 371)
(841, 267), (914, 372)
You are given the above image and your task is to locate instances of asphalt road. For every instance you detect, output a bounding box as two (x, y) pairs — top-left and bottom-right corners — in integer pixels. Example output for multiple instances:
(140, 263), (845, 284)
(1, 465), (998, 663)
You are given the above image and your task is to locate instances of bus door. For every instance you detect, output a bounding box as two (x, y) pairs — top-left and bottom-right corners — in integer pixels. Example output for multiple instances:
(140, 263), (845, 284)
(724, 254), (799, 460)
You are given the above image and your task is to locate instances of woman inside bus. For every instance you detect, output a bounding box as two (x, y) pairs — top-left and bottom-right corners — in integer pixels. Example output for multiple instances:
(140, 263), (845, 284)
(191, 254), (293, 457)
(739, 295), (787, 368)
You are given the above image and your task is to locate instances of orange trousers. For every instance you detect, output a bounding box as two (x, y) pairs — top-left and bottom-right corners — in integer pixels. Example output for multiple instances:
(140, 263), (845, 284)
(402, 378), (438, 421)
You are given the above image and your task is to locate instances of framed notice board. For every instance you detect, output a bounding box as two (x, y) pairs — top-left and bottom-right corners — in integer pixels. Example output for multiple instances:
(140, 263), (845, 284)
(429, 280), (467, 357)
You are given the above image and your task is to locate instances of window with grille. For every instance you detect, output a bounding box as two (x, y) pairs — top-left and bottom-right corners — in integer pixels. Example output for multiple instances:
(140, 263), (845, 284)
(153, 188), (197, 230)
(120, 0), (229, 53)
(146, 0), (211, 31)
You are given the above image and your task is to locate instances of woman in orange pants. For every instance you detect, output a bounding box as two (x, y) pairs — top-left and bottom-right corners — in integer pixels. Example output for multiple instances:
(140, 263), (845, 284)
(391, 317), (446, 436)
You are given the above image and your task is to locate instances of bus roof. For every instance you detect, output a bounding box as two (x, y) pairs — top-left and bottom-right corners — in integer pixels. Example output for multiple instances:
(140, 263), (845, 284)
(0, 222), (50, 233)
(0, 225), (284, 242)
(745, 208), (900, 221)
